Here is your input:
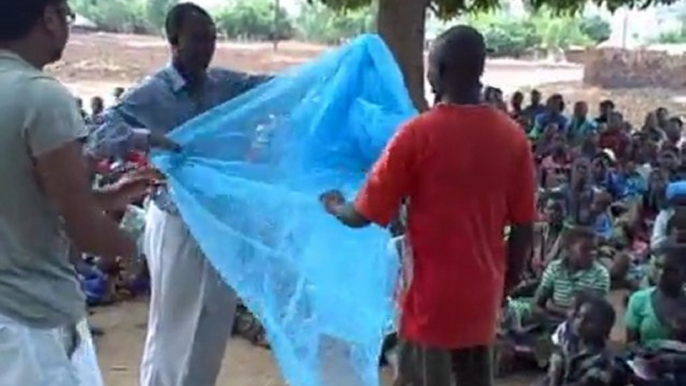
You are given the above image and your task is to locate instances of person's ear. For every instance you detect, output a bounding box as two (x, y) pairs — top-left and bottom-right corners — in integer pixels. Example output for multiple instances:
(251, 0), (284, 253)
(41, 5), (64, 35)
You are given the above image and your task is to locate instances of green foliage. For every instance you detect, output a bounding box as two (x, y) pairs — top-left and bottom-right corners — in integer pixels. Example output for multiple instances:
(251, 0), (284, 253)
(578, 15), (611, 44)
(75, 0), (294, 41)
(317, 0), (679, 18)
(530, 11), (593, 49)
(653, 30), (686, 44)
(71, 0), (153, 34)
(464, 13), (540, 57)
(146, 0), (178, 32)
(214, 0), (295, 41)
(296, 2), (375, 44)
(463, 10), (604, 57)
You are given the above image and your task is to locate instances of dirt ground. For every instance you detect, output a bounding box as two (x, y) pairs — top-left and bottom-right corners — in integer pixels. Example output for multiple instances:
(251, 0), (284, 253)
(92, 293), (627, 386)
(58, 32), (669, 386)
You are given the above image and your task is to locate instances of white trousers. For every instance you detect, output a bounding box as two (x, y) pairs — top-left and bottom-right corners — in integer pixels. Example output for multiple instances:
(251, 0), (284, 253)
(140, 202), (239, 386)
(0, 314), (103, 386)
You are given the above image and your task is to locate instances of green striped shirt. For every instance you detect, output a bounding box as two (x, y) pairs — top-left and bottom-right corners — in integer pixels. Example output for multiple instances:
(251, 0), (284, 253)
(537, 259), (610, 308)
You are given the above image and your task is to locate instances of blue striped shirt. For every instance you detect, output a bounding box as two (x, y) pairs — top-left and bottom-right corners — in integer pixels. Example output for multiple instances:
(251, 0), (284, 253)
(87, 65), (271, 213)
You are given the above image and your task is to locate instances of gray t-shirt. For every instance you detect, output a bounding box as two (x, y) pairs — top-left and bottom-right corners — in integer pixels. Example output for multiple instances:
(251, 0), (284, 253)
(0, 50), (87, 328)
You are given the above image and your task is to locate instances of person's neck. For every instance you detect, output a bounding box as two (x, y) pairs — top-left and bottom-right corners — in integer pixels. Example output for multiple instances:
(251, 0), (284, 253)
(565, 259), (580, 272)
(0, 39), (48, 69)
(439, 86), (482, 106)
(172, 60), (206, 91)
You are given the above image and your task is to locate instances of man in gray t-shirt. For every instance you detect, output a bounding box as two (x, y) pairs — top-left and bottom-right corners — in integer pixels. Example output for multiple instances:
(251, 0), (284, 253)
(0, 1), (160, 384)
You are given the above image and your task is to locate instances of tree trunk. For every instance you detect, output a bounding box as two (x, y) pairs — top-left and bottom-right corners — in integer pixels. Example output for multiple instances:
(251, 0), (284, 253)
(376, 0), (429, 111)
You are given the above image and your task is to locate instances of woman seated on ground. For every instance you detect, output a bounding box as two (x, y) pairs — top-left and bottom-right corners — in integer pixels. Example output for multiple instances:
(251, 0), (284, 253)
(530, 192), (567, 280)
(625, 246), (686, 384)
(534, 226), (611, 324)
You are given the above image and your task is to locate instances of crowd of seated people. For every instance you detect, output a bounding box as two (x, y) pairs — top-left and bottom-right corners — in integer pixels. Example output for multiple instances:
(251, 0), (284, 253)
(72, 88), (151, 310)
(483, 88), (686, 385)
(80, 85), (685, 384)
(381, 88), (686, 385)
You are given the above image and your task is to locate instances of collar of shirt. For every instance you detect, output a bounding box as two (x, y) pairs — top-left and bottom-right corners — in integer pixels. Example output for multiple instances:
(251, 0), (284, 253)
(160, 64), (217, 97)
(0, 49), (34, 69)
(162, 64), (188, 93)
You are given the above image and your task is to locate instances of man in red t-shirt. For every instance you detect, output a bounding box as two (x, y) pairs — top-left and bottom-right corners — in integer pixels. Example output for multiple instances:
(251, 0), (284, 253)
(320, 26), (535, 386)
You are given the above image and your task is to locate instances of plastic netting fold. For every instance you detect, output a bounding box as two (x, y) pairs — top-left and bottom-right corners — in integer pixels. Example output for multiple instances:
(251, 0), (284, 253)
(152, 34), (417, 386)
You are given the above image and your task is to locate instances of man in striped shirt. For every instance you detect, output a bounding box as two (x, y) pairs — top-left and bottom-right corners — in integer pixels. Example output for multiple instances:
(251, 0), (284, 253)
(535, 226), (611, 320)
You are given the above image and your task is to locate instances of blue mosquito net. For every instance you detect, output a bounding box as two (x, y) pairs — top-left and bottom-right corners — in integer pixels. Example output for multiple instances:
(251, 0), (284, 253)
(152, 34), (417, 386)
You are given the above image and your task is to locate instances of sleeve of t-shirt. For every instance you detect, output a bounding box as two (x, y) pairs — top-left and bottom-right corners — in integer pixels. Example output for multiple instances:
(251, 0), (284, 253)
(507, 136), (537, 224)
(624, 290), (646, 331)
(354, 120), (417, 227)
(24, 77), (87, 157)
(597, 265), (611, 295)
(536, 262), (556, 298)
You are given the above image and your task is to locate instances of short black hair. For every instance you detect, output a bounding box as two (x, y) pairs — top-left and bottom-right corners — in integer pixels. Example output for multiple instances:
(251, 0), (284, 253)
(600, 99), (615, 109)
(165, 2), (213, 45)
(563, 226), (596, 248)
(571, 289), (595, 311)
(582, 295), (616, 338)
(430, 25), (486, 87)
(0, 0), (63, 41)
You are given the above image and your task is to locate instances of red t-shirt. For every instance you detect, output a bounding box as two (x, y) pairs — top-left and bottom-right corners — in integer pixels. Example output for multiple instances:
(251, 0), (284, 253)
(355, 105), (536, 349)
(599, 130), (629, 160)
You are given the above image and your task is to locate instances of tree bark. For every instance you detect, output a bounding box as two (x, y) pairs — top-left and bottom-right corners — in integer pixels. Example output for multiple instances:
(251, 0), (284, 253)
(376, 0), (430, 111)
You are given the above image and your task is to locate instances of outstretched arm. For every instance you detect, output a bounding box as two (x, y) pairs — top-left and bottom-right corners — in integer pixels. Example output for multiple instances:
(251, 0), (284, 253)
(212, 69), (274, 102)
(320, 120), (418, 229)
(86, 82), (180, 160)
(321, 191), (371, 228)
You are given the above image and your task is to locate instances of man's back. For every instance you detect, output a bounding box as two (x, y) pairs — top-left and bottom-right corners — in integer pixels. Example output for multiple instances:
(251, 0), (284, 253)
(384, 105), (535, 348)
(0, 50), (86, 328)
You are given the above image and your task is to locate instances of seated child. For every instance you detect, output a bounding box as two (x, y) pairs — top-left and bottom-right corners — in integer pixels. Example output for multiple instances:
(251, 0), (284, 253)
(545, 295), (628, 386)
(589, 191), (614, 241)
(619, 160), (648, 199)
(534, 227), (610, 323)
(498, 228), (610, 370)
(551, 290), (596, 352)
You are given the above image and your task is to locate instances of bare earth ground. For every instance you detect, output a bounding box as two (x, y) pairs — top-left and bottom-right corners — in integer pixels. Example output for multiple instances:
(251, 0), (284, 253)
(56, 32), (672, 386)
(90, 292), (627, 386)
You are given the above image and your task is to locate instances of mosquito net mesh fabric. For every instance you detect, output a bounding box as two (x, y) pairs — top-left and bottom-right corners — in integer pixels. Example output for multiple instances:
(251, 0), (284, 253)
(152, 34), (417, 386)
